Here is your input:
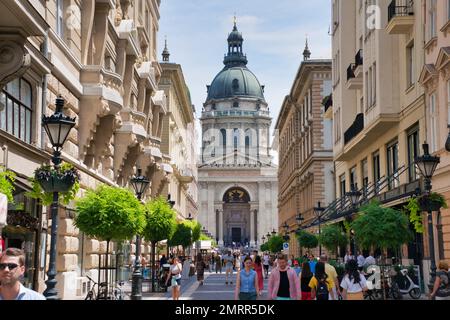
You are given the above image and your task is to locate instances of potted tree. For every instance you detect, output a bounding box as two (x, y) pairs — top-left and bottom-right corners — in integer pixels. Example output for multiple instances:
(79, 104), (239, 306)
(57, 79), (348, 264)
(296, 230), (319, 254)
(142, 197), (177, 292)
(318, 224), (348, 259)
(74, 184), (146, 297)
(267, 235), (284, 254)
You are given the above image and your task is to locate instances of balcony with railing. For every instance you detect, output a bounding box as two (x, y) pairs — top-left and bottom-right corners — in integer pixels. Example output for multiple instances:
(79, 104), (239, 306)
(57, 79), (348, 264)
(322, 94), (333, 119)
(305, 163), (421, 228)
(387, 0), (415, 35)
(346, 50), (363, 90)
(344, 113), (364, 145)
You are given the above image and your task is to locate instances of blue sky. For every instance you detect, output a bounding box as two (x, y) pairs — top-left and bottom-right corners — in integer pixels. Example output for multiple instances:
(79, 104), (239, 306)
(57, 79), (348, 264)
(158, 0), (331, 158)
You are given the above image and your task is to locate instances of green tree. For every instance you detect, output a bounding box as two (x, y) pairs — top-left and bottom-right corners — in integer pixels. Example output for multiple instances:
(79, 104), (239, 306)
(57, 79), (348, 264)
(74, 184), (146, 292)
(318, 224), (348, 256)
(142, 197), (177, 291)
(267, 235), (284, 253)
(260, 242), (269, 252)
(296, 230), (318, 250)
(169, 221), (194, 250)
(0, 166), (16, 203)
(351, 200), (413, 251)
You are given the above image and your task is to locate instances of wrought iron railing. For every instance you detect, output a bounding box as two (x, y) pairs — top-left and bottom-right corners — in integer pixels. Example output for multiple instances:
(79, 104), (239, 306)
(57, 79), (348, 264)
(347, 63), (356, 81)
(306, 162), (420, 228)
(344, 113), (364, 145)
(355, 49), (363, 67)
(388, 0), (414, 23)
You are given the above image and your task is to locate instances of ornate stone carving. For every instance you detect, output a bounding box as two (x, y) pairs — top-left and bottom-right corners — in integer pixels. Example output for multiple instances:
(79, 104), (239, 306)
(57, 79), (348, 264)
(0, 33), (31, 89)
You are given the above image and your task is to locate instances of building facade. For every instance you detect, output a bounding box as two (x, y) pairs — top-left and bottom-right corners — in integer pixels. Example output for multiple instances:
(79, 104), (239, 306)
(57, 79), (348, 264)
(275, 47), (333, 257)
(159, 45), (199, 222)
(0, 0), (171, 299)
(198, 22), (278, 249)
(325, 0), (445, 286)
(418, 0), (450, 268)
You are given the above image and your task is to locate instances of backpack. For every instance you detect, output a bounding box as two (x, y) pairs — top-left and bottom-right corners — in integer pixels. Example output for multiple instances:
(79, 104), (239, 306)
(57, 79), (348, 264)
(316, 277), (329, 301)
(436, 271), (450, 297)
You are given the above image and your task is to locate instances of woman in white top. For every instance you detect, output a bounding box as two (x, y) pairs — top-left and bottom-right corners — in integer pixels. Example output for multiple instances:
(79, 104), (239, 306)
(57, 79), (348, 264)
(340, 259), (368, 300)
(165, 257), (183, 300)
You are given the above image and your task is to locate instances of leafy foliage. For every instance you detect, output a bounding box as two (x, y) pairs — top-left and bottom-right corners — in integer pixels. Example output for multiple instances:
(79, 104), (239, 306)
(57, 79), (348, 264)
(351, 200), (413, 250)
(296, 230), (319, 249)
(27, 163), (80, 206)
(267, 235), (284, 253)
(0, 166), (16, 202)
(318, 224), (348, 254)
(186, 220), (202, 242)
(169, 221), (195, 248)
(74, 185), (145, 241)
(404, 192), (447, 233)
(142, 197), (177, 243)
(260, 242), (269, 252)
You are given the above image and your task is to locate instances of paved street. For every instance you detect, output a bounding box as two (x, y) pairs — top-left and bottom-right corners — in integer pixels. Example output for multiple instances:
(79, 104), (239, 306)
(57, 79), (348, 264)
(130, 271), (270, 301)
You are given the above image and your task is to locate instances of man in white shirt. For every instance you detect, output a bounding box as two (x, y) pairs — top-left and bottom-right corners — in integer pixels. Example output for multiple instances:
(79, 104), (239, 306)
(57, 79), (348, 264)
(344, 250), (355, 264)
(0, 248), (46, 300)
(357, 251), (365, 271)
(364, 251), (376, 267)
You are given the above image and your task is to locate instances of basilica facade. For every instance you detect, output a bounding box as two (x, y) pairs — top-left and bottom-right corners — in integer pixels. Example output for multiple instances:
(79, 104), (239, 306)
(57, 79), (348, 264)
(198, 22), (278, 249)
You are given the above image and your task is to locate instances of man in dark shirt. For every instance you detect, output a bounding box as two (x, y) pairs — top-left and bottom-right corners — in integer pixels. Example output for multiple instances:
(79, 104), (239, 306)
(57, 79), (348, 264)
(267, 254), (300, 300)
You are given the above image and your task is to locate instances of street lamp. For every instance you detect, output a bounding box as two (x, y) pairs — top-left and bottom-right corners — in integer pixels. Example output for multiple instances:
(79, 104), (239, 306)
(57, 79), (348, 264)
(130, 168), (149, 300)
(262, 235), (266, 243)
(347, 184), (362, 208)
(187, 213), (193, 221)
(266, 232), (271, 240)
(415, 143), (440, 287)
(42, 96), (76, 300)
(314, 202), (325, 256)
(271, 228), (277, 236)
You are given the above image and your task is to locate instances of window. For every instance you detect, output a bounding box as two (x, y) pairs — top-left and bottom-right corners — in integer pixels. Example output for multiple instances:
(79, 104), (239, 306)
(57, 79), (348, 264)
(373, 152), (381, 193)
(233, 128), (239, 151)
(407, 126), (420, 182)
(350, 166), (357, 189)
(339, 174), (346, 198)
(361, 159), (368, 193)
(447, 80), (450, 126)
(220, 129), (227, 157)
(427, 0), (437, 41)
(0, 78), (32, 143)
(233, 101), (239, 108)
(56, 0), (64, 38)
(407, 42), (415, 88)
(429, 93), (438, 153)
(372, 63), (376, 106)
(387, 141), (399, 190)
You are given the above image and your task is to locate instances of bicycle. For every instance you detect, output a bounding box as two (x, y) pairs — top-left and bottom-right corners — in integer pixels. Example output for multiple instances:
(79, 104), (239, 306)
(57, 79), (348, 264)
(85, 275), (108, 300)
(111, 280), (128, 300)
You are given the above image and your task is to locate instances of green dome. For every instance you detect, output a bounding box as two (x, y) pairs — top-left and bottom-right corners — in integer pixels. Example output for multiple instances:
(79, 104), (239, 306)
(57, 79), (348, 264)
(207, 66), (265, 101)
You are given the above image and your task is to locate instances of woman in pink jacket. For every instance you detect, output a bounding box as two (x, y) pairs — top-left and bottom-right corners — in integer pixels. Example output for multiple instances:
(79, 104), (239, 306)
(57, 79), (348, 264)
(267, 254), (301, 300)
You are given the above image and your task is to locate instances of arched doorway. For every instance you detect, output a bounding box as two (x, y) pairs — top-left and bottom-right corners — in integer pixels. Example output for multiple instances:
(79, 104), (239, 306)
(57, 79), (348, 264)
(222, 187), (251, 247)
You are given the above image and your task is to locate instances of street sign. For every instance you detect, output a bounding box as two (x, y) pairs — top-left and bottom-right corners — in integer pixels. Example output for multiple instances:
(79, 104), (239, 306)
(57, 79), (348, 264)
(283, 242), (289, 250)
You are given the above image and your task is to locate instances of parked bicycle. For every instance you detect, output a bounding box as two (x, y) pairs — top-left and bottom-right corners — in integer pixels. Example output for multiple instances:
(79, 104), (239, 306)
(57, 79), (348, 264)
(85, 275), (108, 300)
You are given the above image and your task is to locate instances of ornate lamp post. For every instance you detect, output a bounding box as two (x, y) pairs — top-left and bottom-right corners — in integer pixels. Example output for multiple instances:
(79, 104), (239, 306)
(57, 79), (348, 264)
(130, 168), (150, 300)
(313, 202), (325, 256)
(271, 229), (277, 237)
(262, 235), (266, 244)
(415, 143), (440, 287)
(266, 232), (271, 241)
(42, 96), (76, 300)
(347, 184), (362, 209)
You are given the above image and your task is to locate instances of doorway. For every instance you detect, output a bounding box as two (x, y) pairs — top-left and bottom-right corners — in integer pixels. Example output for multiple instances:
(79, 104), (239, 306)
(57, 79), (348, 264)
(232, 228), (241, 243)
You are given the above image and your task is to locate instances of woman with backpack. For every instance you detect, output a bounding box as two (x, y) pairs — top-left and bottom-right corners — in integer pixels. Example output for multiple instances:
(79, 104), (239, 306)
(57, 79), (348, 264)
(340, 259), (368, 300)
(309, 261), (335, 300)
(299, 262), (313, 300)
(429, 261), (450, 300)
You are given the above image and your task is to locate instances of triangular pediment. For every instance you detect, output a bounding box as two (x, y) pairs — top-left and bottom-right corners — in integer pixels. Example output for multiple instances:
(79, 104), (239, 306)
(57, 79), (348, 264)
(419, 64), (438, 85)
(435, 47), (450, 71)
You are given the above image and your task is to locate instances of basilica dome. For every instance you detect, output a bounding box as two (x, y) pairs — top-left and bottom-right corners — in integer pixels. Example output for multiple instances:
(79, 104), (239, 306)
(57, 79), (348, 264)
(206, 22), (265, 102)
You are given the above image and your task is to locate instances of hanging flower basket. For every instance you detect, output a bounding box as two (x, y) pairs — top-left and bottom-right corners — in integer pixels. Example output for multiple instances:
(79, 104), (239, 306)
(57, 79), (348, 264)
(28, 163), (80, 206)
(417, 193), (447, 212)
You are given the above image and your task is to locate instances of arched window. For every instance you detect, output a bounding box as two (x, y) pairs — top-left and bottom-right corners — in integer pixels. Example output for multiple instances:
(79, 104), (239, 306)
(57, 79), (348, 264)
(232, 79), (239, 91)
(0, 78), (32, 143)
(233, 128), (239, 151)
(220, 129), (227, 156)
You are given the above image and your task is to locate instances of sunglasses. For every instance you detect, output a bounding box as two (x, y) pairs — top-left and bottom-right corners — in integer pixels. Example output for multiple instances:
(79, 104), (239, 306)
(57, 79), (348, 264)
(0, 263), (19, 270)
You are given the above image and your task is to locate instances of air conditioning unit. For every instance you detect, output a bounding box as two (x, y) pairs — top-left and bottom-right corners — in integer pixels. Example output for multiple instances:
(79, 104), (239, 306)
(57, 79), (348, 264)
(76, 277), (89, 297)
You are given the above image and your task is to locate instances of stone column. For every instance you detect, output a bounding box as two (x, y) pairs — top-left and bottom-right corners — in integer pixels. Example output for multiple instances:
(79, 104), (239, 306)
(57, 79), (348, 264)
(250, 209), (255, 247)
(219, 209), (224, 247)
